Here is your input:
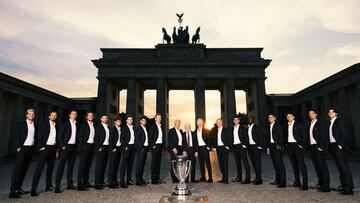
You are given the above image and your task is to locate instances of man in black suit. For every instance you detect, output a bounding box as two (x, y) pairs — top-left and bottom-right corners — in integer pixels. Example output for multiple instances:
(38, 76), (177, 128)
(183, 123), (199, 183)
(285, 112), (308, 190)
(229, 115), (250, 184)
(149, 113), (166, 184)
(77, 112), (96, 191)
(119, 115), (136, 188)
(54, 110), (79, 193)
(327, 108), (354, 195)
(213, 118), (230, 184)
(195, 118), (213, 183)
(9, 109), (38, 199)
(94, 115), (110, 190)
(167, 119), (185, 183)
(31, 111), (58, 196)
(135, 116), (149, 186)
(246, 116), (263, 185)
(108, 116), (122, 188)
(308, 110), (330, 192)
(266, 114), (286, 188)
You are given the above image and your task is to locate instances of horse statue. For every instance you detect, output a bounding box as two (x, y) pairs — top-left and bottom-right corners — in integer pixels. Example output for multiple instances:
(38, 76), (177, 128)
(162, 27), (171, 44)
(172, 27), (178, 44)
(184, 26), (190, 44)
(191, 27), (201, 44)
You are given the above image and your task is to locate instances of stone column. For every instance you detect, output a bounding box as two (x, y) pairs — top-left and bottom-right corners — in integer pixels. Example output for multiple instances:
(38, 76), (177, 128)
(256, 77), (268, 128)
(156, 78), (169, 138)
(126, 78), (144, 124)
(321, 94), (331, 122)
(96, 77), (107, 117)
(221, 78), (236, 127)
(310, 98), (319, 112)
(9, 95), (24, 155)
(337, 88), (353, 148)
(348, 84), (360, 148)
(57, 107), (64, 124)
(194, 78), (206, 124)
(301, 102), (308, 123)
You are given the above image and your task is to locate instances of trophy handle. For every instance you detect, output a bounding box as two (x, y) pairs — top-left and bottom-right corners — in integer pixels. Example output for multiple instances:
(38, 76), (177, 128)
(185, 160), (191, 179)
(171, 160), (180, 181)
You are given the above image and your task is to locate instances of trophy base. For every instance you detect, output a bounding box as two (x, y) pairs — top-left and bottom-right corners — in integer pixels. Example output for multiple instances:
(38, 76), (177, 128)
(159, 195), (208, 203)
(171, 189), (191, 196)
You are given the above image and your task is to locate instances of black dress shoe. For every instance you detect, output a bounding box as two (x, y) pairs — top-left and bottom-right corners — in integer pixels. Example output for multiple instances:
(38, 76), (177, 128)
(108, 184), (119, 189)
(318, 186), (330, 192)
(270, 180), (279, 185)
(218, 179), (224, 183)
(120, 183), (128, 188)
(199, 178), (206, 182)
(16, 189), (28, 195)
(254, 179), (263, 185)
(242, 180), (250, 184)
(222, 180), (229, 184)
(232, 178), (242, 182)
(158, 179), (166, 184)
(95, 185), (104, 190)
(151, 181), (159, 184)
(31, 191), (39, 197)
(292, 182), (301, 187)
(67, 185), (76, 190)
(300, 186), (309, 190)
(127, 180), (135, 185)
(314, 184), (321, 189)
(207, 179), (213, 183)
(336, 186), (344, 192)
(86, 183), (94, 188)
(77, 186), (87, 191)
(340, 189), (354, 195)
(45, 186), (56, 191)
(54, 188), (62, 193)
(101, 183), (108, 187)
(278, 184), (286, 188)
(191, 179), (199, 183)
(9, 193), (21, 198)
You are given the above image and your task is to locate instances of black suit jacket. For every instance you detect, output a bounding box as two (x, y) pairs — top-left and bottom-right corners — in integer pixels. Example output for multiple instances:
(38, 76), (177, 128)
(285, 121), (307, 148)
(95, 123), (110, 150)
(148, 123), (165, 149)
(78, 122), (93, 149)
(58, 120), (79, 149)
(120, 124), (134, 150)
(229, 125), (248, 149)
(109, 126), (121, 151)
(194, 128), (211, 147)
(167, 128), (185, 153)
(327, 118), (348, 150)
(38, 121), (59, 150)
(183, 131), (199, 152)
(212, 127), (230, 148)
(135, 126), (149, 152)
(16, 120), (39, 149)
(266, 122), (284, 148)
(246, 124), (263, 147)
(307, 120), (327, 150)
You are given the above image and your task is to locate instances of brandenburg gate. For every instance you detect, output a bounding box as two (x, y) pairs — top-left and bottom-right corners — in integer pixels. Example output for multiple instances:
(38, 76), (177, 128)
(92, 43), (271, 132)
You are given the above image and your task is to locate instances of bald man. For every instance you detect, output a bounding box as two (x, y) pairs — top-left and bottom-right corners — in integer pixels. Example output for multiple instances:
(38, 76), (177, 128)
(167, 119), (185, 183)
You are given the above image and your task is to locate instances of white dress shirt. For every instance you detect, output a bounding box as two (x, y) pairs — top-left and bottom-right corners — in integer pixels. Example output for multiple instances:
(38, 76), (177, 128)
(46, 120), (57, 145)
(102, 123), (110, 145)
(329, 117), (337, 143)
(287, 121), (296, 143)
(270, 122), (275, 143)
(217, 127), (224, 146)
(185, 131), (193, 147)
(233, 124), (241, 144)
(23, 119), (35, 146)
(197, 128), (206, 146)
(248, 124), (256, 145)
(128, 124), (135, 144)
(116, 126), (121, 146)
(155, 123), (163, 144)
(175, 128), (183, 146)
(87, 121), (95, 144)
(142, 126), (149, 146)
(309, 119), (317, 145)
(68, 119), (77, 144)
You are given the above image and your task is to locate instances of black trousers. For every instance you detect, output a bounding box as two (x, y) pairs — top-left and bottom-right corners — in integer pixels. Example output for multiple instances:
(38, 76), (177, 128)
(170, 146), (183, 182)
(95, 145), (109, 186)
(269, 144), (286, 184)
(31, 145), (57, 191)
(216, 146), (229, 181)
(55, 144), (77, 188)
(77, 143), (94, 188)
(151, 144), (163, 182)
(232, 144), (250, 181)
(10, 146), (35, 194)
(330, 143), (354, 190)
(309, 145), (330, 188)
(108, 146), (121, 186)
(248, 145), (262, 181)
(287, 143), (308, 186)
(198, 146), (212, 181)
(185, 147), (197, 182)
(136, 147), (148, 184)
(120, 144), (135, 184)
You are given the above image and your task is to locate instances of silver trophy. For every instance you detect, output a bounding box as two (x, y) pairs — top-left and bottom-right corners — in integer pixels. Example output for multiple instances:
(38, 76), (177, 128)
(171, 155), (191, 195)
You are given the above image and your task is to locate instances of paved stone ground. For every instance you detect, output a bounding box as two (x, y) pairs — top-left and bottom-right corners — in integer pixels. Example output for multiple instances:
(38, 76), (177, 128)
(0, 151), (359, 202)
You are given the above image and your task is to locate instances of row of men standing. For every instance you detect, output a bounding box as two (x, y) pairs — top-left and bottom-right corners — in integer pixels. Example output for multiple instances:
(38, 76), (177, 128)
(9, 109), (167, 198)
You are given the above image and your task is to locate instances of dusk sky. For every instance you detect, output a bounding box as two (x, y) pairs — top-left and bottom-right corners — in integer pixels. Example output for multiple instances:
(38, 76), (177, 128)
(1, 1), (359, 128)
